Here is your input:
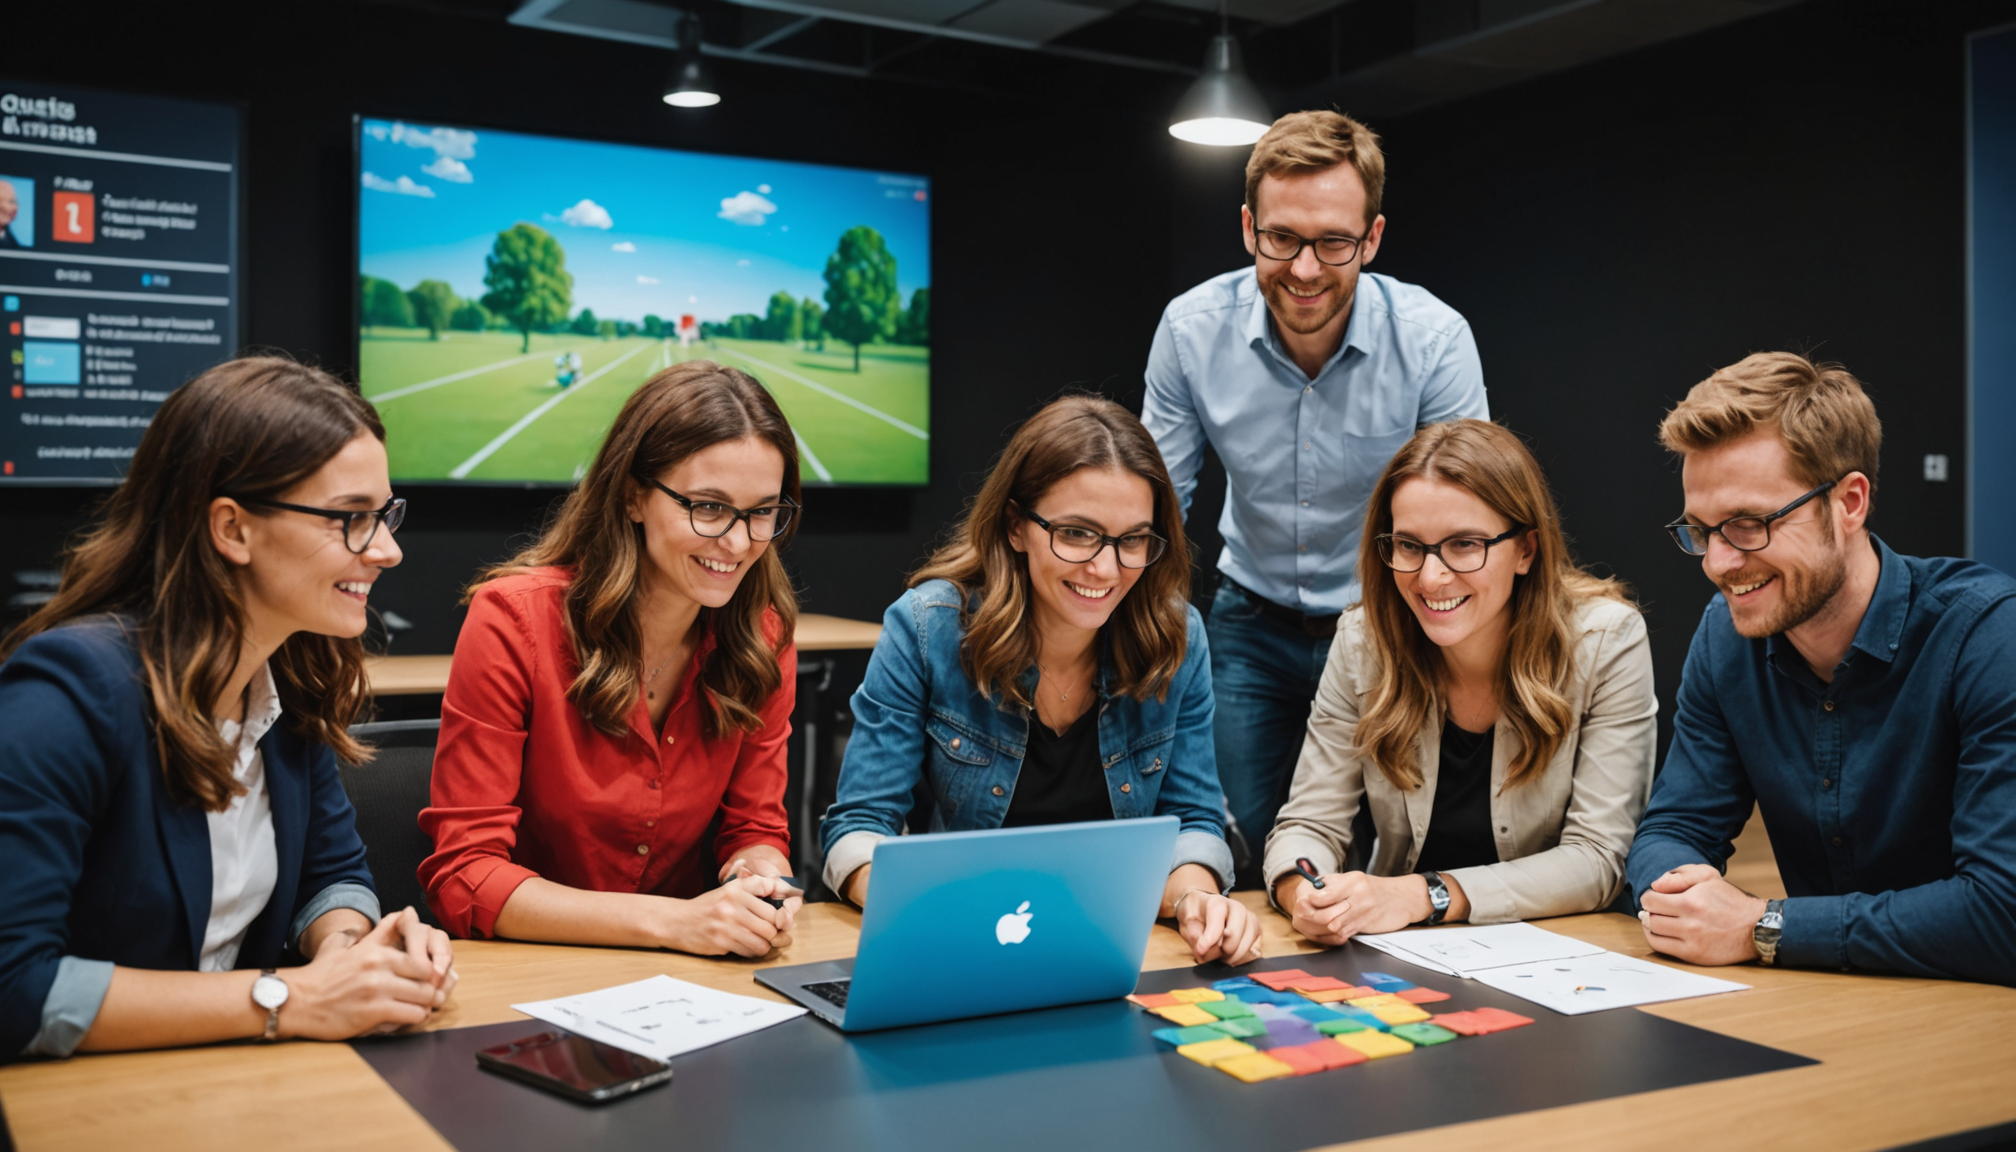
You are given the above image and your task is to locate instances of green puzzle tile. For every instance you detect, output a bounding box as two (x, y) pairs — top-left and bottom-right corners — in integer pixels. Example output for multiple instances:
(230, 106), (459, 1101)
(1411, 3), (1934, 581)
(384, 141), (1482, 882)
(1315, 1017), (1372, 1035)
(1153, 1025), (1231, 1046)
(1390, 1023), (1460, 1046)
(1207, 1017), (1270, 1039)
(1199, 999), (1256, 1020)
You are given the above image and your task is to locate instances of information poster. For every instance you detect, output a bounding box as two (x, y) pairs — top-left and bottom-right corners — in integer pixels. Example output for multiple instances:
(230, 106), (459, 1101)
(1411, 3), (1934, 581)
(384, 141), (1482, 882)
(0, 81), (239, 483)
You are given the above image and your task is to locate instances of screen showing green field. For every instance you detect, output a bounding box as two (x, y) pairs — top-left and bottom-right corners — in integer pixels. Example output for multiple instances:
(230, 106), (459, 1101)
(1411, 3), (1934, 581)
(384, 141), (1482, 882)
(357, 118), (929, 485)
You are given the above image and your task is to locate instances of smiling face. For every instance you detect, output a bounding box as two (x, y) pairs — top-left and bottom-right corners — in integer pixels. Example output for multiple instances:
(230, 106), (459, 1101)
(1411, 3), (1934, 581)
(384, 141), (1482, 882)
(627, 434), (786, 613)
(1009, 465), (1155, 645)
(1679, 429), (1849, 638)
(1388, 475), (1534, 661)
(0, 182), (16, 229)
(1242, 165), (1386, 341)
(224, 432), (402, 643)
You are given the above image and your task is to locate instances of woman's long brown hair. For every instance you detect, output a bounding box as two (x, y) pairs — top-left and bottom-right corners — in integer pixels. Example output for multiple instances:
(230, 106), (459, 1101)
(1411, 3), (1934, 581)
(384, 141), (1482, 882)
(1354, 419), (1632, 790)
(2, 357), (383, 811)
(911, 395), (1192, 709)
(473, 361), (800, 738)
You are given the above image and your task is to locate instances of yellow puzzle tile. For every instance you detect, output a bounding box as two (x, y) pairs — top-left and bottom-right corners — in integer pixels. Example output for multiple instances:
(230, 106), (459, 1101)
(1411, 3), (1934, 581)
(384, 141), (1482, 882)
(1372, 1005), (1432, 1025)
(1215, 1052), (1296, 1082)
(1335, 1030), (1415, 1060)
(1346, 994), (1407, 1010)
(1176, 1038), (1256, 1066)
(1166, 988), (1226, 1003)
(1152, 1003), (1220, 1027)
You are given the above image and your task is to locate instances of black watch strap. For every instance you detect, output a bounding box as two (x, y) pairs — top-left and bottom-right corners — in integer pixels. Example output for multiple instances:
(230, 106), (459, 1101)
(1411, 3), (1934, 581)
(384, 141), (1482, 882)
(1418, 870), (1451, 926)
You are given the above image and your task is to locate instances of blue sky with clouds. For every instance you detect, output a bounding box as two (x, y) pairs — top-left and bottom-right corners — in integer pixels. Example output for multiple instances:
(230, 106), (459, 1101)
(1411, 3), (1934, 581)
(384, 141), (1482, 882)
(358, 119), (929, 323)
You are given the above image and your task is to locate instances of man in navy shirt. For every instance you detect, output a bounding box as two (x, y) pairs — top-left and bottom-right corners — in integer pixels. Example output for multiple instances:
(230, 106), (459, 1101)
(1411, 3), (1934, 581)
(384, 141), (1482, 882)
(1143, 112), (1487, 870)
(1630, 352), (2016, 984)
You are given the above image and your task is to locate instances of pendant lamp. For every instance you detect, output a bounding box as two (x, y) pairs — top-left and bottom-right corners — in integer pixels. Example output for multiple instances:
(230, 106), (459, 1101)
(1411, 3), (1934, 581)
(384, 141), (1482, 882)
(663, 11), (721, 107)
(1168, 2), (1269, 146)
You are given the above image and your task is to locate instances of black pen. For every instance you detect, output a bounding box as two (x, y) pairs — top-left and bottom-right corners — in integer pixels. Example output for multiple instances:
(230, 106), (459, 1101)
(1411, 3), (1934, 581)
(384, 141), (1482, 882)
(1295, 857), (1326, 890)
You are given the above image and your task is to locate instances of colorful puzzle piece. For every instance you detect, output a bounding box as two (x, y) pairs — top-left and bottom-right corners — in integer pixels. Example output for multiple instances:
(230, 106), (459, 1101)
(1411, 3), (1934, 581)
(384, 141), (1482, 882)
(1262, 1044), (1334, 1076)
(1256, 1019), (1322, 1049)
(1230, 987), (1310, 1007)
(1152, 1003), (1220, 1027)
(1296, 1039), (1369, 1069)
(1200, 999), (1256, 1020)
(1211, 977), (1259, 992)
(1365, 976), (1417, 993)
(1396, 986), (1451, 1004)
(1215, 1052), (1297, 1082)
(1208, 1017), (1271, 1040)
(1427, 1011), (1490, 1036)
(1291, 1004), (1345, 1023)
(1128, 992), (1182, 1009)
(1372, 1004), (1433, 1025)
(1298, 988), (1366, 1004)
(1153, 1025), (1232, 1046)
(1176, 1037), (1255, 1066)
(1335, 1030), (1415, 1059)
(1167, 988), (1226, 1003)
(1315, 1017), (1372, 1036)
(1283, 975), (1352, 992)
(1390, 1023), (1459, 1046)
(1249, 968), (1315, 989)
(1467, 1007), (1536, 1033)
(1347, 994), (1408, 1010)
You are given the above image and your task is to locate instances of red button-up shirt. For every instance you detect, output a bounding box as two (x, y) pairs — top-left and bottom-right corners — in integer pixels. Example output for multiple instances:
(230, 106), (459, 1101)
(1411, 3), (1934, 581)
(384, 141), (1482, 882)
(418, 567), (794, 938)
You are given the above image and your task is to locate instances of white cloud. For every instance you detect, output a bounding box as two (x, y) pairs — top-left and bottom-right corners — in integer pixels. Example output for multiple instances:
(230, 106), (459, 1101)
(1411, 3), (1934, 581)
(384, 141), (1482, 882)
(735, 258), (750, 266)
(757, 183), (772, 194)
(636, 275), (659, 284)
(688, 295), (698, 303)
(611, 240), (637, 252)
(556, 199), (614, 229)
(718, 190), (777, 226)
(361, 171), (435, 198)
(363, 123), (389, 141)
(421, 156), (472, 183)
(388, 121), (477, 161)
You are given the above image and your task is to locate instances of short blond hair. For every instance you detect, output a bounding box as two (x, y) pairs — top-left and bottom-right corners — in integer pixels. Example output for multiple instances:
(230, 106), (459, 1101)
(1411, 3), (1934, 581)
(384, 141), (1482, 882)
(1658, 352), (1882, 493)
(1246, 110), (1384, 227)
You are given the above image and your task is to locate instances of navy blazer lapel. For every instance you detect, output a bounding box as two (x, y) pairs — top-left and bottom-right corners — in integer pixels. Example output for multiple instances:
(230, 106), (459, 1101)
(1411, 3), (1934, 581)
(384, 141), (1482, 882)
(258, 724), (307, 956)
(150, 757), (212, 970)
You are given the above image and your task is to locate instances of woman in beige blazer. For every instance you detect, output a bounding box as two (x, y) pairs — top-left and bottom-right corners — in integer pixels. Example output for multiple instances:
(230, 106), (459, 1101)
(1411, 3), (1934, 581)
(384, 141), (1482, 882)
(1266, 420), (1656, 940)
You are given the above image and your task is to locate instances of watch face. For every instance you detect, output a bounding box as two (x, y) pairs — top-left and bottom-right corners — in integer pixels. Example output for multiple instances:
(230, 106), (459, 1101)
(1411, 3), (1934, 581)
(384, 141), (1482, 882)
(252, 974), (289, 1010)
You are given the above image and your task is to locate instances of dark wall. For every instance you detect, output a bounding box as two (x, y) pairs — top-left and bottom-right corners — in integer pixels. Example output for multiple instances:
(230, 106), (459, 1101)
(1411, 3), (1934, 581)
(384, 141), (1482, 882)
(0, 1), (1186, 651)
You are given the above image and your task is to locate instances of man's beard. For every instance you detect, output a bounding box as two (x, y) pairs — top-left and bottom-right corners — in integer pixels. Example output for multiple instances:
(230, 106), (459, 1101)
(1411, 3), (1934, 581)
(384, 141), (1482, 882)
(1726, 540), (1848, 638)
(1261, 267), (1356, 336)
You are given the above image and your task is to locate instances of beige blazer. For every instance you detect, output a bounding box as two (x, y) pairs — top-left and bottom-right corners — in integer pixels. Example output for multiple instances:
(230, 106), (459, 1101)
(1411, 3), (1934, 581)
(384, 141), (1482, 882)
(1262, 595), (1658, 925)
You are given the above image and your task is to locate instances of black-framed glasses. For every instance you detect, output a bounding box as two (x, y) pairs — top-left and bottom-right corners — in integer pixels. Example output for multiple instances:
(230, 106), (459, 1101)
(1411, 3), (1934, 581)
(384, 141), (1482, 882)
(1664, 481), (1835, 556)
(1376, 526), (1526, 574)
(235, 496), (406, 554)
(1018, 506), (1168, 569)
(1253, 225), (1369, 267)
(643, 476), (797, 541)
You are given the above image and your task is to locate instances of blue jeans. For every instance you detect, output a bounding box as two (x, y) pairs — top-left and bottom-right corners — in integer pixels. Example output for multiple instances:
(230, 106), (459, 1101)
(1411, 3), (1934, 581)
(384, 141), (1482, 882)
(1207, 581), (1334, 886)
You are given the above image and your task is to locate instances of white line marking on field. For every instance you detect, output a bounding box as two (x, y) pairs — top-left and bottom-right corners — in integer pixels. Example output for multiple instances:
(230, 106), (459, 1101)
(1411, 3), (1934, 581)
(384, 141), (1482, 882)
(447, 342), (655, 480)
(710, 345), (927, 440)
(366, 351), (545, 403)
(794, 431), (833, 482)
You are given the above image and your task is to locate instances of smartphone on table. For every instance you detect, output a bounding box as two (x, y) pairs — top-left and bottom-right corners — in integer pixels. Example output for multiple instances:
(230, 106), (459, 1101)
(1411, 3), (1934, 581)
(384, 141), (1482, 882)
(475, 1030), (674, 1103)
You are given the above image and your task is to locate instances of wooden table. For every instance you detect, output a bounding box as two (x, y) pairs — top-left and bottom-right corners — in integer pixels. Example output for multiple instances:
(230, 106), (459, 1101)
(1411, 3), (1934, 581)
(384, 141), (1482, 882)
(6, 890), (2012, 1152)
(364, 613), (884, 695)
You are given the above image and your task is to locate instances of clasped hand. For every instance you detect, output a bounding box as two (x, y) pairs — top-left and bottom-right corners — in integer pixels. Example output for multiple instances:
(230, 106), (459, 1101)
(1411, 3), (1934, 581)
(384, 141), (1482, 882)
(664, 854), (803, 958)
(1637, 864), (1765, 965)
(285, 906), (457, 1040)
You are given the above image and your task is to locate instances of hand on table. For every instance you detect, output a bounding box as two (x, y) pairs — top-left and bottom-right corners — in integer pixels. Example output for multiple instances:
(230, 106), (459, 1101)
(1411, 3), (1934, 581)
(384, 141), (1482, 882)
(284, 907), (455, 1039)
(1282, 871), (1433, 943)
(1174, 890), (1263, 966)
(721, 849), (805, 920)
(665, 875), (796, 958)
(1638, 864), (1765, 966)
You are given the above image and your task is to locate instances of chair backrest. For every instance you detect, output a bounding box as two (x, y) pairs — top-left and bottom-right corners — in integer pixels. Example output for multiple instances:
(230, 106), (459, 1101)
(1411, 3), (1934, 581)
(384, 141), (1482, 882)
(340, 719), (442, 928)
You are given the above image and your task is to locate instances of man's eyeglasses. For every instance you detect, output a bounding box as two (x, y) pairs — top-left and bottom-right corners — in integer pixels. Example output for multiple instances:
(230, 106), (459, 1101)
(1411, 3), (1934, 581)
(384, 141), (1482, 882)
(234, 496), (406, 554)
(1664, 481), (1835, 556)
(1018, 507), (1168, 569)
(643, 476), (797, 541)
(1253, 226), (1369, 267)
(1375, 526), (1526, 574)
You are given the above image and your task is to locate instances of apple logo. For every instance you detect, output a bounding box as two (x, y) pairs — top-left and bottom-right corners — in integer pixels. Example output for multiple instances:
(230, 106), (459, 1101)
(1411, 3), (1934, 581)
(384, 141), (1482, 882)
(995, 901), (1033, 945)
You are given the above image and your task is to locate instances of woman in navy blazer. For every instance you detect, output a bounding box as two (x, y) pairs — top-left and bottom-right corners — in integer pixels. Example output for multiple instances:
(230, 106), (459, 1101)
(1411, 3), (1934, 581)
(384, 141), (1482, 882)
(0, 358), (454, 1059)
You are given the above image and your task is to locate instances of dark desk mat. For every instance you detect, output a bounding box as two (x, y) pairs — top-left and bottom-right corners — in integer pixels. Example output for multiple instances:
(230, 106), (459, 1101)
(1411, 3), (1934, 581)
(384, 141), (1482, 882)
(355, 942), (1814, 1152)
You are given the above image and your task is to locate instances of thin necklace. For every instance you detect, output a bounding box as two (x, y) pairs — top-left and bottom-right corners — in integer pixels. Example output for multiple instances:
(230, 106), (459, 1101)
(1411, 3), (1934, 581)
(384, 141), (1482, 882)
(1037, 660), (1087, 703)
(643, 654), (673, 700)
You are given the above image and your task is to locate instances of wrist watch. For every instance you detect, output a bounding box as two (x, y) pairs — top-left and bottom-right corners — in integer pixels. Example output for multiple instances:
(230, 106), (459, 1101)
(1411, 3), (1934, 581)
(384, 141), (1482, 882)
(1752, 899), (1785, 966)
(1417, 870), (1451, 926)
(252, 969), (290, 1040)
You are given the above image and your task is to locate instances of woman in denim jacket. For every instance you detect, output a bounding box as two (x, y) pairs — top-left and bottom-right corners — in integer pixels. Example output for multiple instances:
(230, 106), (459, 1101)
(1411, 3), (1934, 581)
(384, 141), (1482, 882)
(820, 397), (1261, 965)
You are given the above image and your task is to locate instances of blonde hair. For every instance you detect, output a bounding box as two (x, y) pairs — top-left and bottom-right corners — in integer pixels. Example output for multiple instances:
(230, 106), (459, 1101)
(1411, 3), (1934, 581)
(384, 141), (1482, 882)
(1658, 352), (1882, 493)
(1355, 420), (1631, 791)
(1246, 110), (1385, 227)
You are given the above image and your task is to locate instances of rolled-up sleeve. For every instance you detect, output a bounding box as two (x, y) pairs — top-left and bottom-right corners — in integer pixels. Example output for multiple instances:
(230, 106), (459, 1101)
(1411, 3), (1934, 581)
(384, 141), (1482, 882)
(288, 881), (382, 951)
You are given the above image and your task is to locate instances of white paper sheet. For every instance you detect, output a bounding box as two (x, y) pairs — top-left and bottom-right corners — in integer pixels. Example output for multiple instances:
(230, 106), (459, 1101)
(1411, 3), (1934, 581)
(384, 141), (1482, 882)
(1471, 952), (1751, 1015)
(1353, 922), (1606, 977)
(512, 975), (806, 1062)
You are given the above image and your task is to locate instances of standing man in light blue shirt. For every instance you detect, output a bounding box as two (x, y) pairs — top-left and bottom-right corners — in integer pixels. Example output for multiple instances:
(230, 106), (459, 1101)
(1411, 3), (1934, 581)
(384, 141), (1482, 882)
(1143, 110), (1487, 876)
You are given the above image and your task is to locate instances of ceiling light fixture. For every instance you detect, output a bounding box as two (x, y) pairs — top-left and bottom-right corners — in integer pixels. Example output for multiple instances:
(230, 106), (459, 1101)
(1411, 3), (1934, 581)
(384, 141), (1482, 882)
(663, 11), (721, 108)
(1168, 0), (1269, 146)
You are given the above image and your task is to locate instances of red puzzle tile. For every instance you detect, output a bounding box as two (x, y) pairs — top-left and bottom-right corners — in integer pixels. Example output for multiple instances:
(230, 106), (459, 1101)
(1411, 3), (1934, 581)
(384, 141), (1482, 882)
(1396, 986), (1451, 1004)
(1250, 968), (1315, 990)
(1467, 1007), (1536, 1033)
(1127, 993), (1181, 1009)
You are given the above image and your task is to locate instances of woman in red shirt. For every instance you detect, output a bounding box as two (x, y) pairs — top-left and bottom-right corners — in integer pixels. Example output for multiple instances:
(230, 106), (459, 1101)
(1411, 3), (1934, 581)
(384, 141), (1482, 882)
(421, 363), (802, 956)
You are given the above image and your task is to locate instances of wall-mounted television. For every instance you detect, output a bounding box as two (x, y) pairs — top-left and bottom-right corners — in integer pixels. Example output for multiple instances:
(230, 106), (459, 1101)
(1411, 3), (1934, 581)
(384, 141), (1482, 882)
(356, 118), (930, 487)
(0, 80), (240, 485)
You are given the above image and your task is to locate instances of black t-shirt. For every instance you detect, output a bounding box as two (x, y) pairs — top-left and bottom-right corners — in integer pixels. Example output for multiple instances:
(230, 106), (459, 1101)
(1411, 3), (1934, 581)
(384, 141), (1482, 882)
(1002, 706), (1111, 827)
(1415, 718), (1499, 872)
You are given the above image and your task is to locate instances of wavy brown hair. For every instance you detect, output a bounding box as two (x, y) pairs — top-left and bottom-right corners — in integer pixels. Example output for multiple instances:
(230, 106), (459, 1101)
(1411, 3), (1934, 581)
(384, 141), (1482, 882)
(1354, 420), (1631, 791)
(912, 395), (1191, 710)
(472, 361), (800, 738)
(2, 357), (383, 811)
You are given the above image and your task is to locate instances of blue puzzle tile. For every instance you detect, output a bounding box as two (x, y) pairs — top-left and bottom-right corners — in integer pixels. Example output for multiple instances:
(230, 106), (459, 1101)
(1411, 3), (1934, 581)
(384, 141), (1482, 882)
(1291, 1004), (1345, 1023)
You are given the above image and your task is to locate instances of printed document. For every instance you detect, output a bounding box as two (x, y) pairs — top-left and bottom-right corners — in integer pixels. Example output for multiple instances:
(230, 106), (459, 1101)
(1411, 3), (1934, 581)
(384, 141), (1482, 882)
(513, 975), (805, 1062)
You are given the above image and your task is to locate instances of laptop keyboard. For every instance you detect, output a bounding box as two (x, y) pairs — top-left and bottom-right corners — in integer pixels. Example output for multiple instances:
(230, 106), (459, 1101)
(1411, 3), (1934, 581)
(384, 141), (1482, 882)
(803, 979), (851, 1008)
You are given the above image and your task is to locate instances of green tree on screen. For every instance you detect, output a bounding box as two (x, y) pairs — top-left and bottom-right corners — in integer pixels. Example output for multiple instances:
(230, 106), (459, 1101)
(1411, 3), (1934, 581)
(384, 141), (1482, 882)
(481, 224), (573, 353)
(642, 314), (664, 339)
(896, 287), (930, 346)
(801, 298), (824, 350)
(450, 300), (490, 332)
(616, 319), (638, 339)
(598, 318), (618, 340)
(360, 275), (414, 329)
(407, 280), (460, 340)
(762, 291), (800, 343)
(822, 226), (900, 371)
(571, 309), (600, 337)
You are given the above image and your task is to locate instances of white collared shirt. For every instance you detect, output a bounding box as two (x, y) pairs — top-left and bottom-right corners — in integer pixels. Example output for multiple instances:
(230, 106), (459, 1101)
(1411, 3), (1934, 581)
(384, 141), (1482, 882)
(200, 663), (281, 972)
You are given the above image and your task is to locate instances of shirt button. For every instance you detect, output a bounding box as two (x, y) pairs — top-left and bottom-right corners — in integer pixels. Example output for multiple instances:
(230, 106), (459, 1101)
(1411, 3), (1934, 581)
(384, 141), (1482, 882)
(1301, 500), (1310, 507)
(645, 819), (656, 828)
(666, 734), (677, 745)
(1831, 836), (1844, 846)
(1120, 782), (1132, 793)
(992, 785), (1005, 796)
(1299, 545), (1307, 552)
(950, 737), (962, 750)
(1821, 778), (1832, 789)
(1303, 442), (1312, 451)
(1823, 700), (1836, 712)
(636, 844), (650, 855)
